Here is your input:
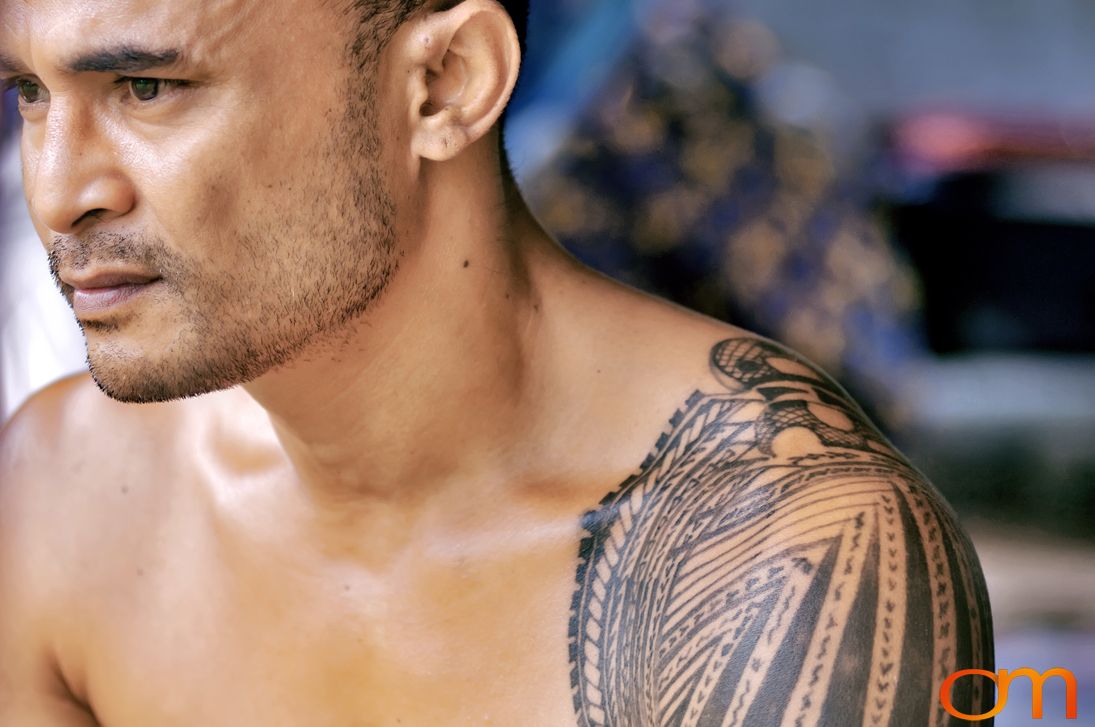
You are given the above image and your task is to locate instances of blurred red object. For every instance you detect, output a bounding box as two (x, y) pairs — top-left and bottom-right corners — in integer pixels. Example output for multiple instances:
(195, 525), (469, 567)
(894, 110), (1095, 173)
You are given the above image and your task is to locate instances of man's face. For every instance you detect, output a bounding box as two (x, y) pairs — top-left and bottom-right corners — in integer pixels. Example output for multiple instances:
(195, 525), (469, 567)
(2, 0), (400, 402)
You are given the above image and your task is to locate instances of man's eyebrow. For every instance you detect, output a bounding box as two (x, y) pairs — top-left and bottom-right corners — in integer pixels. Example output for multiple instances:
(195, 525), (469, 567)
(0, 52), (27, 74)
(64, 46), (184, 74)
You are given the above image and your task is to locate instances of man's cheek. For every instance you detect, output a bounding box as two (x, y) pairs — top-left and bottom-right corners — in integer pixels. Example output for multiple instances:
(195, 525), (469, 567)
(146, 170), (238, 247)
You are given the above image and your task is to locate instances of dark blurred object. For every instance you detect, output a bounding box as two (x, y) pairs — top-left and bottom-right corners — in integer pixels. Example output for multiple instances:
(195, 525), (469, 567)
(524, 0), (927, 426)
(885, 112), (1095, 353)
(880, 111), (1095, 541)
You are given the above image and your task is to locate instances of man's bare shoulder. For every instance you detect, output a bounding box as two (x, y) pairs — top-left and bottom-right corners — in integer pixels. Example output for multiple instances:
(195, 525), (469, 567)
(1, 375), (187, 578)
(5, 371), (182, 440)
(2, 373), (192, 497)
(0, 375), (184, 723)
(569, 330), (997, 725)
(0, 374), (258, 566)
(1, 371), (269, 474)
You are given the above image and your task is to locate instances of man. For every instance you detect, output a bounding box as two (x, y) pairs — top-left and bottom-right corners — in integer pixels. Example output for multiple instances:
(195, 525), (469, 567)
(0, 1), (993, 725)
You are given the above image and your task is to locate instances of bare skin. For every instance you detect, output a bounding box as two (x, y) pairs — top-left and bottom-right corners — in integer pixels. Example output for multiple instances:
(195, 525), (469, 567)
(0, 0), (993, 725)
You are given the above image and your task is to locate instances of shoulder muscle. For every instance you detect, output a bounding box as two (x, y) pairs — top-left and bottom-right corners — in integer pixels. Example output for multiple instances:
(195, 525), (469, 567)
(0, 376), (102, 724)
(570, 336), (994, 727)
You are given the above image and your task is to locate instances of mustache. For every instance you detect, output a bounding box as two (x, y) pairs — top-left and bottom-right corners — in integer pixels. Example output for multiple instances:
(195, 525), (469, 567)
(48, 232), (177, 289)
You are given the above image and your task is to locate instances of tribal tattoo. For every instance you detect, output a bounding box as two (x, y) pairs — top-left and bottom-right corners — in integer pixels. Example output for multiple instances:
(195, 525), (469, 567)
(569, 338), (994, 727)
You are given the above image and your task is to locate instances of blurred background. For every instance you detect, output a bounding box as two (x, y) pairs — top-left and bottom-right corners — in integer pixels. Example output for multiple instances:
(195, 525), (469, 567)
(507, 2), (1095, 723)
(2, 0), (1093, 722)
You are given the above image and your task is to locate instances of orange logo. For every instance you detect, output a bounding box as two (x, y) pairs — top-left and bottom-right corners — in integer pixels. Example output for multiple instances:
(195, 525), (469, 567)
(940, 668), (1079, 721)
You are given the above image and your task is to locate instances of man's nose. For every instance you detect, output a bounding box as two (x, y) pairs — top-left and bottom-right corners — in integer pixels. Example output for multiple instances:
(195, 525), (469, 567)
(24, 103), (136, 235)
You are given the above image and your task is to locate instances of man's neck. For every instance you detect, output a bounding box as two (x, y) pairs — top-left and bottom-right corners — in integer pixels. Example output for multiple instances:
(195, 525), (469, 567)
(240, 157), (562, 521)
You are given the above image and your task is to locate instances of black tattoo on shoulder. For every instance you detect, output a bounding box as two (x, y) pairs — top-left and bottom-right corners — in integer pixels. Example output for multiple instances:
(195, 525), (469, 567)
(569, 338), (994, 727)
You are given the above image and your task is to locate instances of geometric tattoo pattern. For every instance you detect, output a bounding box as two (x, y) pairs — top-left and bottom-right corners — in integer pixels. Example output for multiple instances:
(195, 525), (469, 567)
(569, 338), (994, 726)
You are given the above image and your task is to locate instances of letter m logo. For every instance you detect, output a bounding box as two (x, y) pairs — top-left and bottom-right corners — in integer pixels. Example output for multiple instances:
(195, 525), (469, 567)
(941, 667), (1079, 721)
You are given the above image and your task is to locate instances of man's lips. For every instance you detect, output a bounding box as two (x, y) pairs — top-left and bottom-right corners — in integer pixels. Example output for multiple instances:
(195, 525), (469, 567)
(61, 270), (160, 290)
(61, 270), (163, 318)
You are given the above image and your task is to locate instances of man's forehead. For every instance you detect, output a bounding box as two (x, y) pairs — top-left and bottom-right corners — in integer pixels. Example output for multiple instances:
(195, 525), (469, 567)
(2, 0), (297, 70)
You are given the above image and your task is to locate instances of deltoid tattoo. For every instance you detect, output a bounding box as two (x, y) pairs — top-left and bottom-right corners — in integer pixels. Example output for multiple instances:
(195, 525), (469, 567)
(569, 338), (994, 727)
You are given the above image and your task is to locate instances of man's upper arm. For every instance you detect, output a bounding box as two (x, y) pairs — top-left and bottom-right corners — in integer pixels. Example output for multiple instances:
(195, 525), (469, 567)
(573, 471), (995, 727)
(669, 472), (995, 727)
(0, 392), (100, 726)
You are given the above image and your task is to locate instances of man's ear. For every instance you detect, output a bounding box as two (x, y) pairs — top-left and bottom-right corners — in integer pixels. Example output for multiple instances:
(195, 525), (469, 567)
(397, 0), (521, 162)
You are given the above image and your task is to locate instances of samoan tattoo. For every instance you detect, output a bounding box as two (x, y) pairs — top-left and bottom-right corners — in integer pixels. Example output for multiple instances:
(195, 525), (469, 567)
(569, 338), (994, 727)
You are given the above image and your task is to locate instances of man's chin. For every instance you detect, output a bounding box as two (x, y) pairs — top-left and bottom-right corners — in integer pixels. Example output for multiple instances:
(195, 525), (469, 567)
(88, 364), (210, 404)
(78, 306), (343, 403)
(83, 336), (284, 404)
(86, 351), (236, 404)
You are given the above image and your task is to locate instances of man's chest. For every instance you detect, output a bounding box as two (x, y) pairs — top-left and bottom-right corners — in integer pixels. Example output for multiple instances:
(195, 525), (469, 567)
(72, 504), (584, 727)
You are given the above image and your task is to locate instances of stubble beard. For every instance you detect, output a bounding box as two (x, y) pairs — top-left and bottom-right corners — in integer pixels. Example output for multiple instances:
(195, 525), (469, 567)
(51, 79), (399, 404)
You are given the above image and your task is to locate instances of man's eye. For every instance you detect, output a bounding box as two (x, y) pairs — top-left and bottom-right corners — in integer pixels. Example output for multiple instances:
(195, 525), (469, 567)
(15, 78), (48, 105)
(119, 77), (188, 104)
(128, 78), (163, 102)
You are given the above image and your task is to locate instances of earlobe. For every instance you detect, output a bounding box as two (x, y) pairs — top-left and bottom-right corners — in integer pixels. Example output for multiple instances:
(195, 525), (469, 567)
(401, 0), (521, 163)
(414, 107), (472, 161)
